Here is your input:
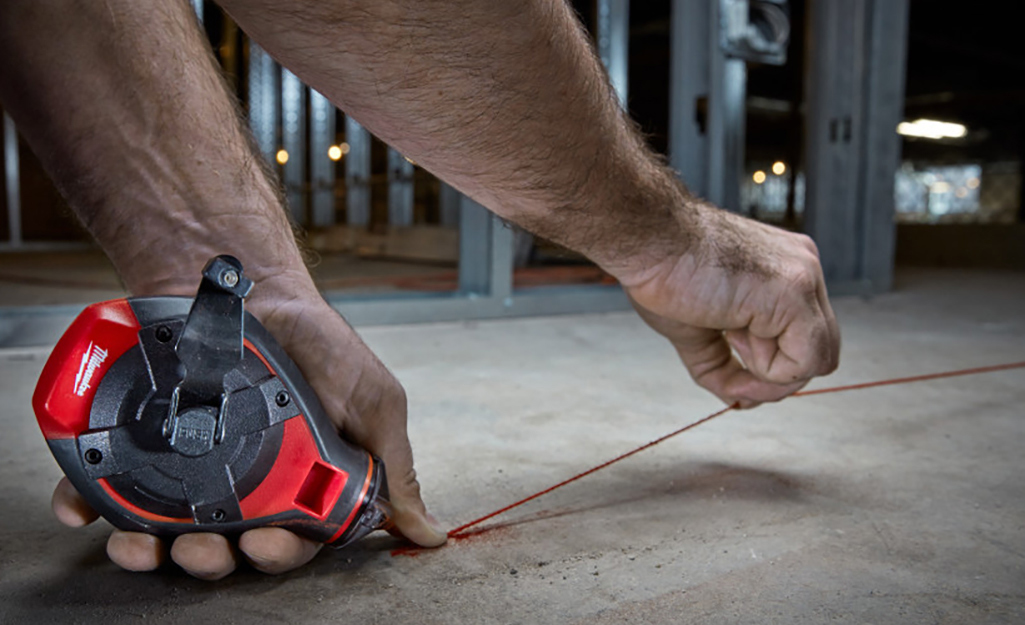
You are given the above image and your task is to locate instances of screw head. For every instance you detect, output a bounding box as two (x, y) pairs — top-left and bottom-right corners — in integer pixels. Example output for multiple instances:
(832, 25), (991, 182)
(84, 448), (103, 464)
(211, 509), (226, 522)
(275, 390), (291, 407)
(155, 325), (173, 343)
(221, 269), (239, 288)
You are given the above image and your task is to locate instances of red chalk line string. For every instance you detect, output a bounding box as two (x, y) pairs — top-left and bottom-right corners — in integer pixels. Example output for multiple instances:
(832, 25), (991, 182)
(447, 360), (1025, 538)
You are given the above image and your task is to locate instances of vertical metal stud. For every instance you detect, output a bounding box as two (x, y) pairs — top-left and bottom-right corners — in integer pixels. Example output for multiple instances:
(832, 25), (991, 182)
(439, 183), (461, 228)
(669, 0), (710, 197)
(804, 0), (908, 292)
(670, 0), (745, 211)
(458, 197), (491, 296)
(458, 198), (513, 300)
(248, 44), (279, 165)
(707, 56), (746, 211)
(344, 117), (371, 226)
(705, 0), (746, 211)
(596, 0), (630, 107)
(387, 148), (414, 227)
(3, 114), (21, 247)
(281, 69), (307, 224)
(310, 90), (336, 227)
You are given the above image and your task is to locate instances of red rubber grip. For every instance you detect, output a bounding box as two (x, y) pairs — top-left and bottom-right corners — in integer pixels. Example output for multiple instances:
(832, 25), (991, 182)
(33, 299), (141, 440)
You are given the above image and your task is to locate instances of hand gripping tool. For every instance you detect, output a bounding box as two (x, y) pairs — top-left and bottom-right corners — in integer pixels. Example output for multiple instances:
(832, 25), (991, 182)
(33, 256), (391, 547)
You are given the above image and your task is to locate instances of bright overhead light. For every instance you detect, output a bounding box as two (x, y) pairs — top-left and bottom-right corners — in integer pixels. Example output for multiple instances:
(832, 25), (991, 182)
(897, 119), (967, 140)
(771, 161), (786, 176)
(753, 170), (767, 184)
(327, 145), (343, 161)
(275, 149), (289, 165)
(931, 181), (951, 194)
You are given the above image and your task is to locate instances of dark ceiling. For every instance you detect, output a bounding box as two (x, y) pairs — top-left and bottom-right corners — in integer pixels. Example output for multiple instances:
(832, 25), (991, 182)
(571, 0), (1025, 165)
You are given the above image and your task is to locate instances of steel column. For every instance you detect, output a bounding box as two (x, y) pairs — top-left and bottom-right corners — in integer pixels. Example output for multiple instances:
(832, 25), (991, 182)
(669, 0), (745, 211)
(281, 70), (306, 224)
(596, 0), (630, 106)
(669, 0), (710, 197)
(310, 90), (336, 227)
(344, 117), (371, 226)
(458, 197), (492, 295)
(387, 148), (414, 226)
(3, 114), (21, 248)
(803, 0), (908, 292)
(439, 183), (461, 227)
(247, 44), (279, 165)
(457, 198), (513, 300)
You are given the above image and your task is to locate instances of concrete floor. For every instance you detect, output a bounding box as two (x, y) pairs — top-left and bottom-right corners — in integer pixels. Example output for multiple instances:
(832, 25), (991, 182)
(1, 268), (1023, 624)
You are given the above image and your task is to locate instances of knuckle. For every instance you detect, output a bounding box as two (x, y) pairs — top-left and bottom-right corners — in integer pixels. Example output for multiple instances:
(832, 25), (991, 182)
(786, 265), (818, 296)
(798, 233), (820, 258)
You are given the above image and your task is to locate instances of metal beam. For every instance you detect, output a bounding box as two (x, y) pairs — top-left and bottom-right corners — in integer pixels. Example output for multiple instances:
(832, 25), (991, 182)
(281, 69), (306, 225)
(859, 0), (909, 291)
(669, 0), (745, 211)
(330, 286), (628, 326)
(669, 0), (710, 196)
(457, 197), (514, 300)
(458, 197), (492, 295)
(247, 44), (279, 165)
(310, 90), (336, 227)
(439, 183), (461, 227)
(3, 114), (21, 248)
(344, 117), (371, 226)
(804, 0), (908, 292)
(705, 0), (746, 211)
(0, 285), (633, 347)
(596, 0), (630, 107)
(387, 148), (414, 226)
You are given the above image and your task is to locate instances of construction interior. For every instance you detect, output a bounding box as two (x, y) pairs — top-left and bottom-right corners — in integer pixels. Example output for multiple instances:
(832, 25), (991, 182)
(1, 0), (1023, 623)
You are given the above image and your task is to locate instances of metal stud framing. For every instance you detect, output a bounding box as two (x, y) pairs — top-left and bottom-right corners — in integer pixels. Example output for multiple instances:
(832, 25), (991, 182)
(344, 117), (371, 226)
(310, 90), (336, 227)
(3, 114), (21, 248)
(596, 0), (630, 107)
(281, 69), (306, 224)
(803, 0), (909, 293)
(247, 44), (279, 165)
(387, 148), (414, 226)
(669, 0), (745, 211)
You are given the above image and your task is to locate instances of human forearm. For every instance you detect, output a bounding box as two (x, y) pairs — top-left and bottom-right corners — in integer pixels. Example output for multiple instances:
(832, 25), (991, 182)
(219, 0), (694, 277)
(2, 1), (447, 576)
(0, 0), (308, 298)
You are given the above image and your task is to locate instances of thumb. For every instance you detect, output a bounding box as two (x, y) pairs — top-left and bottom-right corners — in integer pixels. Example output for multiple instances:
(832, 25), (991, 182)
(342, 380), (448, 548)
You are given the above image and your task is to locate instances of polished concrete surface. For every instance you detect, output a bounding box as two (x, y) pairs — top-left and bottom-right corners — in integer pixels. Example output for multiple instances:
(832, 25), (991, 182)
(1, 268), (1023, 624)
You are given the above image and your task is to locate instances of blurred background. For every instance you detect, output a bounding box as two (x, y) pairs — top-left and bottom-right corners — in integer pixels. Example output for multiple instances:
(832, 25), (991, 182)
(0, 0), (1021, 334)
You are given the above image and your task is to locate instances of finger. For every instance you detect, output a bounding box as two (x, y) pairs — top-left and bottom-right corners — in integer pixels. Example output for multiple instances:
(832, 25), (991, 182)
(239, 527), (322, 575)
(676, 331), (805, 407)
(721, 368), (808, 407)
(52, 477), (100, 527)
(727, 329), (818, 387)
(368, 433), (448, 548)
(816, 275), (842, 374)
(107, 529), (166, 572)
(339, 378), (447, 547)
(170, 533), (238, 580)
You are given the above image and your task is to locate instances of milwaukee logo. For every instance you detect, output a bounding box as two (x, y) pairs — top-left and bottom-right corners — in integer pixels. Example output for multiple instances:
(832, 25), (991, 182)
(180, 427), (211, 442)
(74, 342), (108, 397)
